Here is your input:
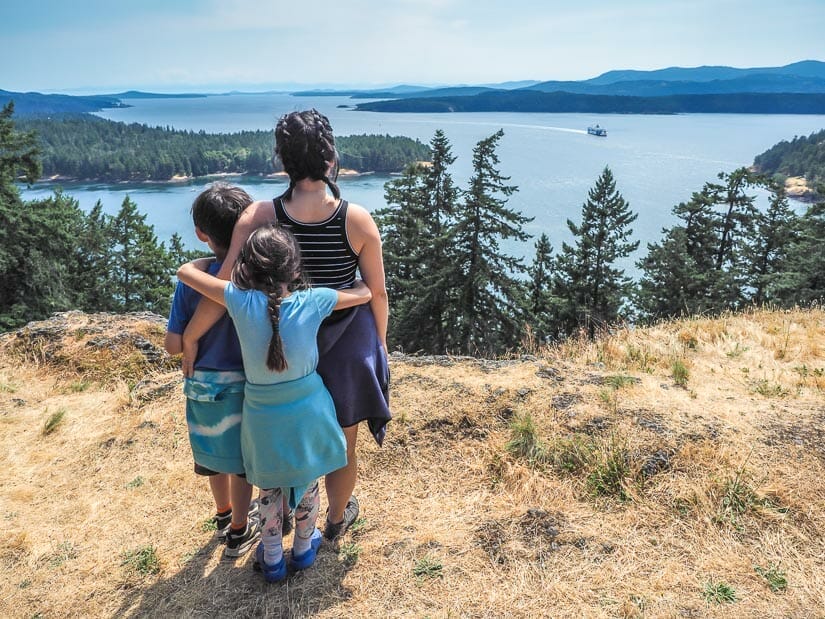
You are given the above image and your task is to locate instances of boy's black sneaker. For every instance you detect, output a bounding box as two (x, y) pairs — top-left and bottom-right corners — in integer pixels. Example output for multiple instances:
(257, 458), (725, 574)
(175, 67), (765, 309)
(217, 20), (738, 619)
(215, 499), (260, 542)
(323, 495), (359, 541)
(224, 518), (261, 558)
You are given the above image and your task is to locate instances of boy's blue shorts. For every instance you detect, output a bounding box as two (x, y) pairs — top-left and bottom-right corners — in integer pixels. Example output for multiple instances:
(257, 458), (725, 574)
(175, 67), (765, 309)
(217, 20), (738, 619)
(184, 370), (246, 476)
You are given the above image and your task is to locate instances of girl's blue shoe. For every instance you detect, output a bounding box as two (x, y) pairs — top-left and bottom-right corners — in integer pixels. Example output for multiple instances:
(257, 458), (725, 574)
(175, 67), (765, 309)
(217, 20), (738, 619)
(289, 528), (322, 570)
(255, 543), (286, 583)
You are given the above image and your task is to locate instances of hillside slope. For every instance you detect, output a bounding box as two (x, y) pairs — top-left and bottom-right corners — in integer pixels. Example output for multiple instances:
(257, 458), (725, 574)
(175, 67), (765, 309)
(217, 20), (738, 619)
(1, 309), (824, 618)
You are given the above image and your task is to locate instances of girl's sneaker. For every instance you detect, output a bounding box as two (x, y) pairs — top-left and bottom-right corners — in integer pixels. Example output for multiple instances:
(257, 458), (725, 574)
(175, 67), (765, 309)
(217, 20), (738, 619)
(255, 543), (286, 583)
(289, 528), (323, 571)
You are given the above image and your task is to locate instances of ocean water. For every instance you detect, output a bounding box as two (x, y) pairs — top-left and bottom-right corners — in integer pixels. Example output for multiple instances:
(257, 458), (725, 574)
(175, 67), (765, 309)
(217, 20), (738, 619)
(20, 93), (825, 271)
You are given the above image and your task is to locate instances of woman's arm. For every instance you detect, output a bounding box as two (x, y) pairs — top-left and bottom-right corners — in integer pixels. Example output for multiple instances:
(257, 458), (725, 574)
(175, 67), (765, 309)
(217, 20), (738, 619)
(181, 200), (275, 375)
(177, 259), (228, 307)
(334, 279), (372, 310)
(346, 203), (389, 350)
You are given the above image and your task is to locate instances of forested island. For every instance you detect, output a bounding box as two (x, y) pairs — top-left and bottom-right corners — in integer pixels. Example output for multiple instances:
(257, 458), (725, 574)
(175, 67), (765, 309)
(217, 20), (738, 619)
(753, 128), (825, 198)
(18, 115), (430, 182)
(355, 91), (825, 114)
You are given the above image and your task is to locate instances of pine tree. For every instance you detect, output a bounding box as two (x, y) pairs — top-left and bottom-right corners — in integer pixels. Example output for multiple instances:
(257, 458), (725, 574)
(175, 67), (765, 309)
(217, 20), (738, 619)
(742, 185), (799, 305)
(554, 167), (638, 337)
(637, 189), (720, 318)
(524, 233), (557, 342)
(771, 198), (825, 305)
(450, 129), (531, 354)
(376, 130), (462, 353)
(374, 162), (428, 350)
(109, 196), (175, 314)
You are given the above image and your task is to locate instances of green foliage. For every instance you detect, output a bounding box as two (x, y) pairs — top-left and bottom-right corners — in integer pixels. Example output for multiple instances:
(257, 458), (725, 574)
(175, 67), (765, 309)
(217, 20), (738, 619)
(505, 413), (547, 465)
(42, 408), (66, 435)
(19, 115), (429, 181)
(412, 555), (443, 579)
(378, 129), (531, 355)
(753, 128), (825, 189)
(702, 579), (737, 604)
(338, 542), (361, 567)
(586, 435), (633, 501)
(451, 129), (532, 354)
(547, 434), (594, 474)
(48, 541), (78, 568)
(121, 545), (161, 576)
(524, 233), (558, 342)
(554, 166), (638, 338)
(0, 107), (180, 329)
(671, 360), (690, 387)
(754, 563), (787, 592)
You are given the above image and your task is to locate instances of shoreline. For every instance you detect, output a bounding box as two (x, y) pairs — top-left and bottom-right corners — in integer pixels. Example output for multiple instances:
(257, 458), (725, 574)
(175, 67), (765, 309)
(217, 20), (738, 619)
(34, 168), (376, 186)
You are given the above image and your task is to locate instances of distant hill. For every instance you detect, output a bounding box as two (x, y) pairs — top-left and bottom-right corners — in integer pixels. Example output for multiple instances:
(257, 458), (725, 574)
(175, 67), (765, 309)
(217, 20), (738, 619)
(355, 91), (825, 114)
(524, 73), (825, 96)
(586, 59), (825, 85)
(0, 90), (127, 116)
(320, 61), (825, 101)
(103, 91), (207, 99)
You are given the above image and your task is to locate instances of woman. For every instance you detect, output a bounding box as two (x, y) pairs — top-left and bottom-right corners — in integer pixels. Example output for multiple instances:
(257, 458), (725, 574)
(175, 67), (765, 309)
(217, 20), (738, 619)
(183, 109), (390, 541)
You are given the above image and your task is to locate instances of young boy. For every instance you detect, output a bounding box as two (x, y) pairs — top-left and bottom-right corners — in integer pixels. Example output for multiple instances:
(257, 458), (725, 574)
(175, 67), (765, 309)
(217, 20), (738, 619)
(164, 182), (263, 557)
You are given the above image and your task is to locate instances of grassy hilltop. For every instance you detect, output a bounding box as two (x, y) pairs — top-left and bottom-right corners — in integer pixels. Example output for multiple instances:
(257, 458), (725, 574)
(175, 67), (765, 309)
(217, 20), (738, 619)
(1, 308), (824, 618)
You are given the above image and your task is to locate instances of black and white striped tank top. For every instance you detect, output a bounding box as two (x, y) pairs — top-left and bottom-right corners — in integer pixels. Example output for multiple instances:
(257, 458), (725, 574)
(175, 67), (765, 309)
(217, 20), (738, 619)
(273, 197), (359, 290)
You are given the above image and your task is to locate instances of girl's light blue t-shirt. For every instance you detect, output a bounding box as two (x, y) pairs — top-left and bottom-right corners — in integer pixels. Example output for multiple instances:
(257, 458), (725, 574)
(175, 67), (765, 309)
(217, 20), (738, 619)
(223, 283), (338, 385)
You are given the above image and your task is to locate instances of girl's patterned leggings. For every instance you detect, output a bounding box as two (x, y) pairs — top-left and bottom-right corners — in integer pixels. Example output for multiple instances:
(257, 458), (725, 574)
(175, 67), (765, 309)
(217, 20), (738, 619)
(258, 481), (320, 557)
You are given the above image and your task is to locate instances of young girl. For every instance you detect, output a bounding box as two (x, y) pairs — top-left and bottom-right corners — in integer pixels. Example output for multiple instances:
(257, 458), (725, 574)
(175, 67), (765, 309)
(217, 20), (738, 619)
(177, 224), (372, 583)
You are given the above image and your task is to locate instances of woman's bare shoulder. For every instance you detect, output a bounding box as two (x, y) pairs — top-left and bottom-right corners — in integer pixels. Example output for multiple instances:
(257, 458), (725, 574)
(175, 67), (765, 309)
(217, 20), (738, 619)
(240, 199), (276, 223)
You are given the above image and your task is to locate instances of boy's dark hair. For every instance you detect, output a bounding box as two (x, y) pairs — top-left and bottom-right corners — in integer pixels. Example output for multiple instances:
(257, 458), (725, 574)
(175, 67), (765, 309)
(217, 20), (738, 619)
(231, 225), (306, 372)
(274, 109), (340, 202)
(191, 183), (253, 249)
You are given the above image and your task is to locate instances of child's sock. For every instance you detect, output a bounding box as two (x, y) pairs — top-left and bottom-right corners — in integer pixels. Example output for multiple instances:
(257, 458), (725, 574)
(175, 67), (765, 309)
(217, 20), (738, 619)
(214, 506), (232, 530)
(292, 532), (312, 555)
(292, 481), (320, 555)
(263, 540), (283, 565)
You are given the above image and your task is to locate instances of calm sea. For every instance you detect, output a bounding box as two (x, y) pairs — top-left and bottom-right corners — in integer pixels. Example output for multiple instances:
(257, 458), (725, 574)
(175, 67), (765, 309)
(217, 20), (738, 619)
(20, 93), (825, 272)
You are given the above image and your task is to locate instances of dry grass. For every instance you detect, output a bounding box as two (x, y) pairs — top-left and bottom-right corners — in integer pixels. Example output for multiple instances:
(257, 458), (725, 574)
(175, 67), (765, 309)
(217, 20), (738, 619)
(1, 308), (824, 618)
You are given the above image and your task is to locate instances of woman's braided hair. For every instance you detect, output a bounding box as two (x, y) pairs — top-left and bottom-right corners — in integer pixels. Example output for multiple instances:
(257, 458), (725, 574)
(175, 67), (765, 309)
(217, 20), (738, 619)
(230, 225), (306, 372)
(274, 109), (340, 201)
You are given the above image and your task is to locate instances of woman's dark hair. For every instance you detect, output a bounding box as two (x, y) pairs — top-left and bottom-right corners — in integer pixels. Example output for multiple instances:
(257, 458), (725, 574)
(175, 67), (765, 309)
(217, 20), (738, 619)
(191, 182), (252, 250)
(230, 225), (306, 372)
(274, 109), (340, 201)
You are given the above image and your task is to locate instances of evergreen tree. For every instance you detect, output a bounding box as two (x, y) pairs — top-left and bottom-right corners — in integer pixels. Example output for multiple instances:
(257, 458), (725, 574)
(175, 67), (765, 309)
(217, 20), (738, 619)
(637, 190), (720, 318)
(524, 233), (557, 342)
(451, 129), (531, 354)
(375, 162), (428, 350)
(72, 200), (116, 311)
(704, 168), (762, 307)
(743, 185), (799, 305)
(771, 198), (825, 305)
(419, 130), (461, 353)
(0, 193), (87, 329)
(109, 196), (175, 314)
(376, 130), (462, 353)
(554, 167), (638, 337)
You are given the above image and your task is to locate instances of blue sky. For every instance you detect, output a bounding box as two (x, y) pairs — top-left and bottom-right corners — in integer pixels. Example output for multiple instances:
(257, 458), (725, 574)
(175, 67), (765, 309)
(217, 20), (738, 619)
(1, 0), (822, 93)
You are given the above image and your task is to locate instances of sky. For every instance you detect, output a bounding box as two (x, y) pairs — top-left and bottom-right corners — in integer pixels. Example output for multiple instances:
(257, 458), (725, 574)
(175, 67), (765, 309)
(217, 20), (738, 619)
(1, 0), (823, 93)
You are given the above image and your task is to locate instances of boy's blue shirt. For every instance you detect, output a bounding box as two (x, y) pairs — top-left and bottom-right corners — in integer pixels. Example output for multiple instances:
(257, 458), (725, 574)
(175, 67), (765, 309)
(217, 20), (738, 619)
(167, 260), (244, 372)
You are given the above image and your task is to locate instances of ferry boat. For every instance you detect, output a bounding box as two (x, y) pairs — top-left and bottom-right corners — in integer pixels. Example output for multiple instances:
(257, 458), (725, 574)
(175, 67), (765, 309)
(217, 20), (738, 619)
(587, 124), (607, 137)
